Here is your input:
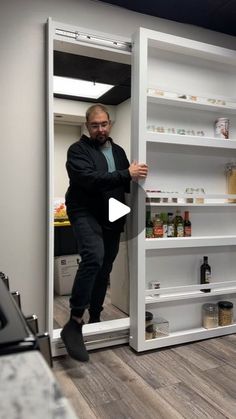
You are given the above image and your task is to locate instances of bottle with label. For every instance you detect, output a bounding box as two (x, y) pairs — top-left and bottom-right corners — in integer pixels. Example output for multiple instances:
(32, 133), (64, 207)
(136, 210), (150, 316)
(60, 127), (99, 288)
(200, 256), (211, 293)
(167, 212), (174, 237)
(153, 213), (163, 238)
(174, 210), (184, 237)
(160, 213), (168, 237)
(184, 211), (192, 237)
(146, 210), (153, 238)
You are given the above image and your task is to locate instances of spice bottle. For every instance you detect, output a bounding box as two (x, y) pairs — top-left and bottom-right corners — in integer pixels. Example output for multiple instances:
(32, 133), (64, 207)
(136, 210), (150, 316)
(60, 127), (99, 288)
(218, 301), (234, 326)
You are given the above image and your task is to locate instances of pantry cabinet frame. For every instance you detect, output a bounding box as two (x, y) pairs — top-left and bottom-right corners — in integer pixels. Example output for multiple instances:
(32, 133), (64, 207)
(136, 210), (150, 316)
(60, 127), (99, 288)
(129, 27), (236, 352)
(46, 18), (132, 356)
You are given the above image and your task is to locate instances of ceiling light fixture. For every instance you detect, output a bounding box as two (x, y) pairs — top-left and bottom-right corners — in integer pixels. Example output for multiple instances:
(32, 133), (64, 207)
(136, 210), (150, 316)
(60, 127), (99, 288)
(53, 76), (114, 99)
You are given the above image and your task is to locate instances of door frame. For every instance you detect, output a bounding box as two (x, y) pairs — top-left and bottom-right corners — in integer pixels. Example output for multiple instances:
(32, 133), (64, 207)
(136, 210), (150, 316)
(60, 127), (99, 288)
(46, 18), (132, 356)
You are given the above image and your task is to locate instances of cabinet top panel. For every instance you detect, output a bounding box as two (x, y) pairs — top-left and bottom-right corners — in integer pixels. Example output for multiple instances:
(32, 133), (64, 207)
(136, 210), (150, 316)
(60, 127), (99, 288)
(137, 27), (236, 66)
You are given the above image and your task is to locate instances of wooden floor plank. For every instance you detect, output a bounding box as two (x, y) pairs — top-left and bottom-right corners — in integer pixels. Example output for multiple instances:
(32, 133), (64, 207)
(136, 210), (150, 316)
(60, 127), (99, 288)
(171, 341), (224, 371)
(55, 368), (97, 419)
(157, 382), (227, 419)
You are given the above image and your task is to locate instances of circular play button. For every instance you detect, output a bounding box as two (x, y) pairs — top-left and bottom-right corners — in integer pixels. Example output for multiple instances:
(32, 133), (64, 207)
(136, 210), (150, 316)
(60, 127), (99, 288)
(108, 182), (147, 243)
(108, 198), (131, 222)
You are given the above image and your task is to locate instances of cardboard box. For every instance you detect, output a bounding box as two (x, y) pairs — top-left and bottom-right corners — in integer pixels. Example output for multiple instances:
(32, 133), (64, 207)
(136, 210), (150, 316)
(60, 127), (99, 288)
(54, 254), (80, 295)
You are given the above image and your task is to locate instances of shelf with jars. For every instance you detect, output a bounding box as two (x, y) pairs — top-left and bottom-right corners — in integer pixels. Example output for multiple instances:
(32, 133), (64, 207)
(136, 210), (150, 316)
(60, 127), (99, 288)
(145, 192), (236, 205)
(145, 281), (236, 304)
(143, 323), (236, 350)
(147, 90), (236, 114)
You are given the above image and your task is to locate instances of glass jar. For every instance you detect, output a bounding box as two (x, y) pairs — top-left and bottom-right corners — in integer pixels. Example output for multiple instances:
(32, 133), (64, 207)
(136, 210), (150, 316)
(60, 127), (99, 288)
(195, 188), (205, 204)
(145, 311), (153, 327)
(202, 303), (218, 329)
(225, 163), (236, 203)
(218, 301), (234, 326)
(185, 187), (194, 203)
(145, 324), (154, 340)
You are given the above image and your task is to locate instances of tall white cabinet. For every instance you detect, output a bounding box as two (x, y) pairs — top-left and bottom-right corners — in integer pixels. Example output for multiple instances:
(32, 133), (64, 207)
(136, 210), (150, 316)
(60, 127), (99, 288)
(130, 28), (236, 352)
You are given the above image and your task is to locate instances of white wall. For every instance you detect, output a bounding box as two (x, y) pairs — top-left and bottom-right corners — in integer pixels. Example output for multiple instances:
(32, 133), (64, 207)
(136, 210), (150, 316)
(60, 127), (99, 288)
(54, 124), (81, 197)
(111, 99), (131, 160)
(1, 0), (236, 330)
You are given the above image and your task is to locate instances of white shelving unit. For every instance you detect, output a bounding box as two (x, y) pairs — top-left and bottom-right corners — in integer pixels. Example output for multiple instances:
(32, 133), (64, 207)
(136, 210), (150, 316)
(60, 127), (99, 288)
(130, 27), (236, 352)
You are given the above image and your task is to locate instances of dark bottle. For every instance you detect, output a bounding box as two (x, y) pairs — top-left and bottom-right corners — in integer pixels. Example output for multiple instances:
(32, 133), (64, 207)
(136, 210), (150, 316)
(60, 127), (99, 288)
(167, 212), (174, 237)
(184, 211), (192, 237)
(146, 210), (153, 238)
(174, 210), (184, 237)
(200, 256), (211, 293)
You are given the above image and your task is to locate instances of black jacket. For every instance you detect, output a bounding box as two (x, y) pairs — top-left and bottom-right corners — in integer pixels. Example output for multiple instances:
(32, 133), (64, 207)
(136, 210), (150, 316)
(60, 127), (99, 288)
(65, 135), (131, 231)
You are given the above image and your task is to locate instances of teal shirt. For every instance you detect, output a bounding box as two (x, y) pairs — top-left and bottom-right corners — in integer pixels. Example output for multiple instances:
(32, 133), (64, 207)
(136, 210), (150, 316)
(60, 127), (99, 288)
(100, 140), (116, 172)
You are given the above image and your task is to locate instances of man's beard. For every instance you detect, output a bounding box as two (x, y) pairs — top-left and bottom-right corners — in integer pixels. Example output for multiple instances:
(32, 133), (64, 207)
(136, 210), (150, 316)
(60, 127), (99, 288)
(95, 134), (108, 145)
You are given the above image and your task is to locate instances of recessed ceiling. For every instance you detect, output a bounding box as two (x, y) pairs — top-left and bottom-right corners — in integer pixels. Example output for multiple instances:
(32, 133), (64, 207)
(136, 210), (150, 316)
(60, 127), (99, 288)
(54, 51), (131, 105)
(97, 0), (236, 37)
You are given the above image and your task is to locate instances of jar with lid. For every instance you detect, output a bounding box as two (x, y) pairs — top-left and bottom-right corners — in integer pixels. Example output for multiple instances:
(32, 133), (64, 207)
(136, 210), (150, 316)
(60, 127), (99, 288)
(185, 187), (194, 203)
(218, 301), (234, 326)
(145, 324), (154, 340)
(225, 163), (236, 203)
(202, 303), (218, 329)
(145, 311), (153, 327)
(195, 188), (205, 204)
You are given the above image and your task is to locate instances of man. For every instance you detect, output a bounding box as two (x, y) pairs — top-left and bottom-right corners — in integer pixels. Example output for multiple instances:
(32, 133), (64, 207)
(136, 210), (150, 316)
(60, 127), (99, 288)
(61, 104), (148, 362)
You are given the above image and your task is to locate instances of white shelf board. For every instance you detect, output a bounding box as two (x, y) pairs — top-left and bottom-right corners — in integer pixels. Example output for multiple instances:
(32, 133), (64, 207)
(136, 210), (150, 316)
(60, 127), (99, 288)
(147, 202), (236, 207)
(146, 288), (236, 304)
(147, 94), (236, 114)
(145, 235), (236, 249)
(146, 131), (236, 149)
(142, 324), (236, 350)
(146, 193), (236, 199)
(146, 28), (236, 65)
(145, 192), (236, 206)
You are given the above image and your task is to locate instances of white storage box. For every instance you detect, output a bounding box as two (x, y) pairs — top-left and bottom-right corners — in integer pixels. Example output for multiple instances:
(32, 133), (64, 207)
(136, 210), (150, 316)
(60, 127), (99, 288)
(54, 254), (80, 295)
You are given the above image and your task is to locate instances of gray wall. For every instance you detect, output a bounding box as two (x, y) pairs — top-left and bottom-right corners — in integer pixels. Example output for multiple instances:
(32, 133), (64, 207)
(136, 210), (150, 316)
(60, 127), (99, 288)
(1, 0), (236, 330)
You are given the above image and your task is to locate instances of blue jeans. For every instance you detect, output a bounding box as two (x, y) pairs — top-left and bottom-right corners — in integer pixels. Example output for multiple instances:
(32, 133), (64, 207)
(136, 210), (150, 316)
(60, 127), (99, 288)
(69, 214), (121, 318)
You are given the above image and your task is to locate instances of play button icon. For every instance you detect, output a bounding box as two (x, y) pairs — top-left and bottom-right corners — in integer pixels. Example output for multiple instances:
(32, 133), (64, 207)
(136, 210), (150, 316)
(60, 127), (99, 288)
(108, 198), (131, 222)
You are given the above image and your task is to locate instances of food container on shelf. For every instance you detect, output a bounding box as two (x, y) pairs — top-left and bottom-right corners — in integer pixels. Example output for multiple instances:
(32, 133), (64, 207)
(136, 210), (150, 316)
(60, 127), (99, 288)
(145, 324), (154, 340)
(145, 311), (153, 327)
(202, 303), (218, 329)
(195, 188), (205, 204)
(152, 317), (169, 338)
(214, 117), (229, 139)
(218, 301), (234, 326)
(185, 187), (194, 203)
(225, 163), (236, 203)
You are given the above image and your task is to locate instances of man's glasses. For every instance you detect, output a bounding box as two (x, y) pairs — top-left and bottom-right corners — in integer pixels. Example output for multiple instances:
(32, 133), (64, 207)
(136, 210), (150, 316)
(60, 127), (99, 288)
(88, 121), (110, 130)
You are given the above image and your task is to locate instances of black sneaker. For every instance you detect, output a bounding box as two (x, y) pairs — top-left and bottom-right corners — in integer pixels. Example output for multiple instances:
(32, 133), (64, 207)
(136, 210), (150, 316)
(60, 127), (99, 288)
(60, 318), (89, 362)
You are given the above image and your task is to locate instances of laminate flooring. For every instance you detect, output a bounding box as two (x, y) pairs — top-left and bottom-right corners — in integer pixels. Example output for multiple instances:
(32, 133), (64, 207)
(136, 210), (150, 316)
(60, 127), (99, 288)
(53, 333), (236, 419)
(53, 286), (127, 329)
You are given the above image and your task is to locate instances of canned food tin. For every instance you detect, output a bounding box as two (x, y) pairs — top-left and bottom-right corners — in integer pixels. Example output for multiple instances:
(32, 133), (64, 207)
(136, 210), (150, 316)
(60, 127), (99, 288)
(214, 118), (229, 139)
